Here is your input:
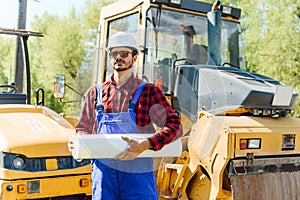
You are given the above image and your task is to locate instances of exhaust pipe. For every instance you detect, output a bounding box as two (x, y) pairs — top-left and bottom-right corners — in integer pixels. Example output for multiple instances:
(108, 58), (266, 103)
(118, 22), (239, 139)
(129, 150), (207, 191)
(207, 1), (222, 66)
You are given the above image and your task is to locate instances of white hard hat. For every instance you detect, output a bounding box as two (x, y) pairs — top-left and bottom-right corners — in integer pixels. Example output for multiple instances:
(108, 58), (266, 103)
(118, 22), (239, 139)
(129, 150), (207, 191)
(106, 32), (138, 53)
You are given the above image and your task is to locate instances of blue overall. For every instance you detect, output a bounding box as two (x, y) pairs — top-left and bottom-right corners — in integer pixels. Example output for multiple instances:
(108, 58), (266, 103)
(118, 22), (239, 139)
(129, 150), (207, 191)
(92, 82), (158, 200)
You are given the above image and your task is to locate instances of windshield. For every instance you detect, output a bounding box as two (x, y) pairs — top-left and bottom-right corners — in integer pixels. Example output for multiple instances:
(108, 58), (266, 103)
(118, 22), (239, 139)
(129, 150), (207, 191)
(104, 13), (139, 81)
(143, 7), (244, 90)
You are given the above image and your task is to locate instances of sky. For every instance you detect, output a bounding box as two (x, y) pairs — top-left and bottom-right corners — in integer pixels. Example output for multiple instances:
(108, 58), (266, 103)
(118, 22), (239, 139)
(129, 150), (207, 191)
(0, 0), (86, 29)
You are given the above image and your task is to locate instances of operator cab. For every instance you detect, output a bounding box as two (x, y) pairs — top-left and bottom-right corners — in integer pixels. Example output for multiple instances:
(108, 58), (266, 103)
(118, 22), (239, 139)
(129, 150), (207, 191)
(95, 0), (296, 118)
(96, 0), (243, 86)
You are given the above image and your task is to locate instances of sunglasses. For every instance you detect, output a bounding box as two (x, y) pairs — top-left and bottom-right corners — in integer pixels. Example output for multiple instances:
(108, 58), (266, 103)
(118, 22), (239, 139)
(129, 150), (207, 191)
(109, 51), (132, 59)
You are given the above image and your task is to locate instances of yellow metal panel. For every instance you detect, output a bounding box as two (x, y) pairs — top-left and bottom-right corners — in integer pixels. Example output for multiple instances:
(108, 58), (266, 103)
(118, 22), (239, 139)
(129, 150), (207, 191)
(0, 165), (91, 180)
(226, 117), (300, 157)
(0, 104), (42, 114)
(100, 0), (146, 20)
(45, 159), (58, 171)
(235, 131), (300, 157)
(0, 111), (75, 157)
(0, 174), (92, 199)
(61, 115), (79, 128)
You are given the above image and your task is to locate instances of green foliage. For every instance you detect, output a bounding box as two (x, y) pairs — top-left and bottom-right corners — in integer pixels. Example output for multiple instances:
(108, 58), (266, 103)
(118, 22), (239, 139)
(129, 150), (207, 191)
(0, 36), (12, 83)
(29, 9), (86, 116)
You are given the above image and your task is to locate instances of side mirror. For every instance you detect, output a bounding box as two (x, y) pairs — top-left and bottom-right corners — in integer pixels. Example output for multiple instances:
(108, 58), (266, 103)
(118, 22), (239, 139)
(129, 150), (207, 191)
(54, 75), (65, 98)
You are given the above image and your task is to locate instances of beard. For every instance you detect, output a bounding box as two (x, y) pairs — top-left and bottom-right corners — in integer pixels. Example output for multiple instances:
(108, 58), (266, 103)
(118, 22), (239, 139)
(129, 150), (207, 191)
(114, 66), (132, 72)
(113, 60), (133, 72)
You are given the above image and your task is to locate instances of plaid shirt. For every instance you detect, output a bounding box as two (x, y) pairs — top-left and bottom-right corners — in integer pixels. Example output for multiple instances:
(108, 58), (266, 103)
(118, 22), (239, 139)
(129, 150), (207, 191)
(76, 73), (182, 151)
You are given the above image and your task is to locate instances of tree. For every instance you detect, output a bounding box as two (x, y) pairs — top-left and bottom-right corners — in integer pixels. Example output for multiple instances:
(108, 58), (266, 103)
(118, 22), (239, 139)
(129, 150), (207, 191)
(27, 0), (114, 116)
(29, 9), (85, 115)
(0, 36), (13, 84)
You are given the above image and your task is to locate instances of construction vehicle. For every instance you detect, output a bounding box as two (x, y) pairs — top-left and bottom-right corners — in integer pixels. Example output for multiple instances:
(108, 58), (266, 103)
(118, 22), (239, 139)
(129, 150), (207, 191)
(87, 0), (300, 199)
(0, 28), (92, 199)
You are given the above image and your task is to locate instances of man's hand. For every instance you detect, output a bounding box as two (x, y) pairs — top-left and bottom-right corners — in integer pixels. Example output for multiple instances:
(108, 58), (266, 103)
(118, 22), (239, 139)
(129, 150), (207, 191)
(115, 136), (152, 160)
(68, 132), (86, 153)
(68, 138), (75, 152)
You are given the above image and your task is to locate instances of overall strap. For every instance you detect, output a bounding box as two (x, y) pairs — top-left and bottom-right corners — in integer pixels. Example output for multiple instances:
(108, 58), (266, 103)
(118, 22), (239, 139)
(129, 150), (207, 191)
(96, 84), (103, 124)
(129, 82), (146, 110)
(96, 84), (102, 111)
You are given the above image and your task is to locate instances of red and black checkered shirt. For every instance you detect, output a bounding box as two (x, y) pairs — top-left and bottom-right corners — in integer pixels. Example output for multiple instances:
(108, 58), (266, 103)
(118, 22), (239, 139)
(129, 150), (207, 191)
(76, 73), (182, 151)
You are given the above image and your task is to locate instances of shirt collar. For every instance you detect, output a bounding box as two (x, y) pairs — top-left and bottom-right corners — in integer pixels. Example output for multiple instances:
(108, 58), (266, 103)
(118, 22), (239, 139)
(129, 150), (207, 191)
(109, 73), (136, 89)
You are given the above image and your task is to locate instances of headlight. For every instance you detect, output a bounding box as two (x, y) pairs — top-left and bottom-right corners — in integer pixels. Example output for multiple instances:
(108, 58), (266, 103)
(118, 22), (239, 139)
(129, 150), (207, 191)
(2, 152), (89, 171)
(13, 156), (25, 169)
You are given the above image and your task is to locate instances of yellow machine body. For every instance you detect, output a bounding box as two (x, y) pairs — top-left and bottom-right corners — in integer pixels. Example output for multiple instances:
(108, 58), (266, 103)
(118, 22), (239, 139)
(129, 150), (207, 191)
(0, 105), (92, 199)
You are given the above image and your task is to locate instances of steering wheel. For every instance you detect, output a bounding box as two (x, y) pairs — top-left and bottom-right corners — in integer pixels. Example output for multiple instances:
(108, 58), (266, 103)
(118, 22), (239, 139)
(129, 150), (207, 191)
(0, 84), (18, 94)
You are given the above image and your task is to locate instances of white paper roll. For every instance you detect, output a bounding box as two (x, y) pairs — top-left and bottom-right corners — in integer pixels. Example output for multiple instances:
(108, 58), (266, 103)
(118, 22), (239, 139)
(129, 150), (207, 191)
(71, 134), (182, 159)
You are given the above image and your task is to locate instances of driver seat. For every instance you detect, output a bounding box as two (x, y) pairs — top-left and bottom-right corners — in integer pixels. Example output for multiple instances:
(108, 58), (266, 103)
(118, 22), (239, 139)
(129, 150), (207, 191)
(189, 44), (208, 65)
(0, 93), (27, 104)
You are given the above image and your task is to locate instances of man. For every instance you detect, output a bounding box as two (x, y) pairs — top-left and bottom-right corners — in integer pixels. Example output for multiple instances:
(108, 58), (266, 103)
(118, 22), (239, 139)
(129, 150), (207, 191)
(69, 32), (182, 200)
